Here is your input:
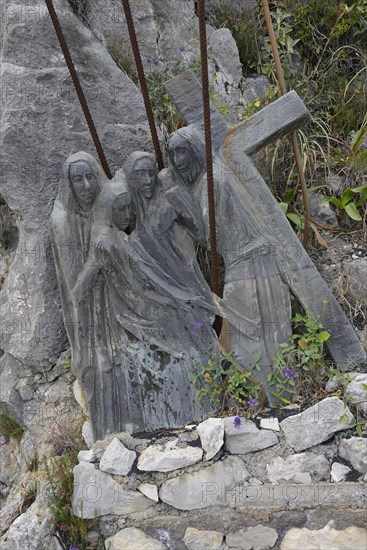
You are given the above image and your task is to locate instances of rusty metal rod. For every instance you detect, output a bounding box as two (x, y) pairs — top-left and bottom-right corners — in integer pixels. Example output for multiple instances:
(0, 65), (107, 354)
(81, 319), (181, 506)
(44, 0), (112, 179)
(261, 0), (311, 249)
(121, 0), (164, 170)
(198, 0), (220, 296)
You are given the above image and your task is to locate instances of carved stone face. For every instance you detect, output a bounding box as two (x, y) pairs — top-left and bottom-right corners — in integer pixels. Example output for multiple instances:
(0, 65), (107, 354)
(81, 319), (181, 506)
(131, 158), (158, 200)
(112, 194), (131, 230)
(169, 136), (197, 186)
(69, 161), (100, 212)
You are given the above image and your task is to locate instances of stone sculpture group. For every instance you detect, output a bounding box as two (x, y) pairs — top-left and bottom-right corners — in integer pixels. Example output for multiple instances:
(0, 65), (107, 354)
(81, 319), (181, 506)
(50, 73), (366, 441)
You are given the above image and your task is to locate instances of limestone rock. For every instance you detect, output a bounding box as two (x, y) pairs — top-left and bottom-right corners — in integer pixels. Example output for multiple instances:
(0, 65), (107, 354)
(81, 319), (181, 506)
(73, 379), (89, 415)
(197, 418), (225, 460)
(99, 438), (136, 476)
(72, 462), (154, 518)
(338, 437), (367, 474)
(266, 453), (330, 484)
(280, 397), (355, 451)
(208, 28), (243, 87)
(345, 374), (367, 414)
(0, 496), (56, 550)
(82, 421), (94, 449)
(259, 418), (280, 432)
(78, 449), (95, 463)
(241, 75), (271, 105)
(160, 456), (250, 510)
(105, 527), (166, 550)
(138, 483), (159, 503)
(224, 417), (278, 454)
(227, 525), (278, 550)
(280, 520), (367, 550)
(331, 462), (351, 482)
(310, 193), (338, 228)
(137, 439), (203, 472)
(183, 527), (224, 550)
(0, 439), (21, 486)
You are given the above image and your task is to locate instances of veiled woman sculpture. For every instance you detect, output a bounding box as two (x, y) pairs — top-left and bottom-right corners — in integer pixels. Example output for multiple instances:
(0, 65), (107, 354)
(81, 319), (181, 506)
(53, 151), (219, 439)
(50, 152), (115, 440)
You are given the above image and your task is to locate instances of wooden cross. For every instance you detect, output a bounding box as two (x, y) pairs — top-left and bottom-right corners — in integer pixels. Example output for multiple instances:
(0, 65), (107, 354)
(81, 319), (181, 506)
(165, 70), (366, 370)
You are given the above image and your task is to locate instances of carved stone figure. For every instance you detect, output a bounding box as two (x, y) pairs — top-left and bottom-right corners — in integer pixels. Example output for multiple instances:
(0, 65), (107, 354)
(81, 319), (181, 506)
(165, 70), (366, 396)
(167, 127), (292, 403)
(50, 152), (113, 440)
(51, 151), (219, 439)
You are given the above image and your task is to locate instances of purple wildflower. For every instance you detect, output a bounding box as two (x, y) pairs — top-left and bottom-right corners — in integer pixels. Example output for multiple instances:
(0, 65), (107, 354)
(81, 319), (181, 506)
(285, 367), (296, 379)
(247, 398), (259, 408)
(195, 321), (204, 328)
(144, 55), (154, 63)
(233, 416), (241, 429)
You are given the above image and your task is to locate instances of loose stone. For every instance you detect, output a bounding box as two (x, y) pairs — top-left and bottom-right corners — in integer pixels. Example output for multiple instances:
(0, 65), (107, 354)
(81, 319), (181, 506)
(197, 418), (225, 460)
(137, 439), (203, 472)
(280, 397), (354, 451)
(99, 438), (136, 476)
(224, 417), (278, 454)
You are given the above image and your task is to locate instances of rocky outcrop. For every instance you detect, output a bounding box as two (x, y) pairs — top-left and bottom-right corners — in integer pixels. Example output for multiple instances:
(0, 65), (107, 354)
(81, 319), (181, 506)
(0, 0), (151, 369)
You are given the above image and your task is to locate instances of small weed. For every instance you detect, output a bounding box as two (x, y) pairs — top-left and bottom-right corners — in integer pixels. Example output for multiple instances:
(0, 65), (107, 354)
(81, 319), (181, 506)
(44, 452), (89, 550)
(193, 350), (261, 416)
(0, 405), (24, 441)
(268, 310), (332, 405)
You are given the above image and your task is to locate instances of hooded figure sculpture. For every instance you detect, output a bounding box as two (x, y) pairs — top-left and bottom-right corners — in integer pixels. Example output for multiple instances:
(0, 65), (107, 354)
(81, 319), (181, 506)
(52, 151), (221, 438)
(168, 127), (293, 404)
(50, 151), (114, 440)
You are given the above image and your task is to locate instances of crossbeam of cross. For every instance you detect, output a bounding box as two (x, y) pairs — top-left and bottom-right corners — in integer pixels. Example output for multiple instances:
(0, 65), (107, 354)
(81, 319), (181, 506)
(165, 70), (366, 370)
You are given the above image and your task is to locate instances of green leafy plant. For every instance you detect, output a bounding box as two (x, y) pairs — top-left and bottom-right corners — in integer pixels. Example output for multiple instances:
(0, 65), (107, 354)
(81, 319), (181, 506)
(268, 311), (332, 404)
(45, 452), (89, 550)
(321, 183), (367, 221)
(193, 350), (261, 416)
(0, 405), (24, 441)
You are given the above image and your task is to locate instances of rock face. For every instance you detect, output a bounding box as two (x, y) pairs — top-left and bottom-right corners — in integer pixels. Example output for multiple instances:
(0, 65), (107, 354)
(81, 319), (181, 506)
(227, 525), (278, 550)
(208, 28), (243, 87)
(99, 438), (137, 476)
(224, 417), (278, 454)
(105, 527), (166, 550)
(280, 520), (367, 550)
(280, 398), (355, 451)
(183, 527), (224, 550)
(72, 462), (155, 518)
(197, 418), (225, 460)
(345, 374), (367, 414)
(0, 496), (56, 550)
(266, 453), (330, 484)
(0, 0), (151, 369)
(159, 456), (250, 510)
(338, 437), (367, 474)
(137, 439), (203, 472)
